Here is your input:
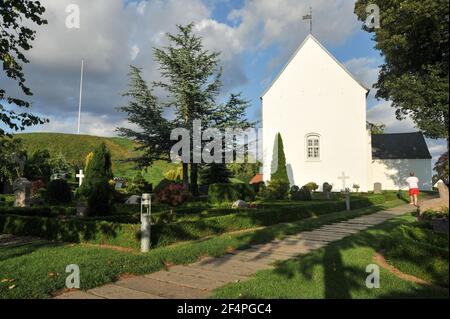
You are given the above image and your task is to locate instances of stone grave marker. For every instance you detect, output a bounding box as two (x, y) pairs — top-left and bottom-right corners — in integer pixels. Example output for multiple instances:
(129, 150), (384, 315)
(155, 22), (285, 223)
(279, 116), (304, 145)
(13, 177), (32, 207)
(374, 183), (382, 194)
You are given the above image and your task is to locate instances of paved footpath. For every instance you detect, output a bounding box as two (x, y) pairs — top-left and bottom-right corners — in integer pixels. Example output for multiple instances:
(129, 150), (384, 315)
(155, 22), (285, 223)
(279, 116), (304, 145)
(56, 203), (416, 299)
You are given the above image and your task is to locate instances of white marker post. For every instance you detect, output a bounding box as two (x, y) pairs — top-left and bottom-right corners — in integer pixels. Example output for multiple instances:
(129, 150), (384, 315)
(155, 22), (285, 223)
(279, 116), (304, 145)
(140, 194), (152, 253)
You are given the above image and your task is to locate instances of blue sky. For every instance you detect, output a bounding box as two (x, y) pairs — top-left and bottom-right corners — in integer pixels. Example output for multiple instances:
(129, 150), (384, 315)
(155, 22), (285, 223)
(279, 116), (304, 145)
(0, 0), (446, 163)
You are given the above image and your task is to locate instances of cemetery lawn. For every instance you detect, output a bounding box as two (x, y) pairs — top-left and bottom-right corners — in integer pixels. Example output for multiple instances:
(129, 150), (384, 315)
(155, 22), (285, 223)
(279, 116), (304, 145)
(1, 199), (405, 299)
(212, 214), (449, 299)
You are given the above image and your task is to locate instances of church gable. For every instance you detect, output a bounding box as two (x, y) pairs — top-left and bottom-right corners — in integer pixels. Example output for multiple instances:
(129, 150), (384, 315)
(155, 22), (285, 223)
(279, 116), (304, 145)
(261, 34), (369, 99)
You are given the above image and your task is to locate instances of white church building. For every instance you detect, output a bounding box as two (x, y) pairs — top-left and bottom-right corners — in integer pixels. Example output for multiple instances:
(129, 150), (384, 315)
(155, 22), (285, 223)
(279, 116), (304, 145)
(262, 35), (432, 192)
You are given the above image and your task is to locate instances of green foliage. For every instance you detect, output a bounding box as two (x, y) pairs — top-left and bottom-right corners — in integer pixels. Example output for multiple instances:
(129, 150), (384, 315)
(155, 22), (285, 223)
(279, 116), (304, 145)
(434, 152), (449, 184)
(201, 163), (233, 185)
(155, 184), (192, 207)
(305, 182), (319, 192)
(208, 183), (255, 204)
(355, 0), (449, 140)
(50, 152), (71, 175)
(45, 180), (72, 204)
(128, 172), (152, 194)
(81, 143), (114, 216)
(0, 0), (48, 137)
(368, 122), (386, 135)
(228, 162), (261, 183)
(263, 180), (290, 200)
(0, 137), (26, 184)
(24, 149), (52, 182)
(270, 133), (289, 183)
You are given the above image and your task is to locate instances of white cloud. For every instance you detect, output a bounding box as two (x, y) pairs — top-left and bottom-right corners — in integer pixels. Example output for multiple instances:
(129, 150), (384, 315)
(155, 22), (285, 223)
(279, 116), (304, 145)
(367, 101), (417, 133)
(344, 57), (380, 98)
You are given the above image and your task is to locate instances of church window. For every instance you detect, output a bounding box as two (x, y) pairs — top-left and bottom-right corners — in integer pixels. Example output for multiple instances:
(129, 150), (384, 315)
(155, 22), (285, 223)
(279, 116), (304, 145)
(306, 134), (320, 160)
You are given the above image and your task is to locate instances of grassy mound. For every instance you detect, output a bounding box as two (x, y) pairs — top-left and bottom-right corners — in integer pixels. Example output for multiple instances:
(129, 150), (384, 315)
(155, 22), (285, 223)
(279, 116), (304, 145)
(14, 133), (177, 185)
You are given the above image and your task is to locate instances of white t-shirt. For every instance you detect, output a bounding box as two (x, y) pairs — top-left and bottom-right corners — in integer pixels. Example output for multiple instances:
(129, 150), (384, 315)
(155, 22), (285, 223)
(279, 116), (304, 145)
(406, 176), (419, 189)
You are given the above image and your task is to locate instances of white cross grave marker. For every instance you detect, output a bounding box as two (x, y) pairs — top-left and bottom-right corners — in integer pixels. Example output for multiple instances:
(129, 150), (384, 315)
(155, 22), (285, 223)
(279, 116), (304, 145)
(76, 169), (85, 187)
(338, 171), (350, 191)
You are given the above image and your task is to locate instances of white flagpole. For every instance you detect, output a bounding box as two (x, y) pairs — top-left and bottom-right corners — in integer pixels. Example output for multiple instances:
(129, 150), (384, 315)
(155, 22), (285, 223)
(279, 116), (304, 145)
(77, 59), (84, 135)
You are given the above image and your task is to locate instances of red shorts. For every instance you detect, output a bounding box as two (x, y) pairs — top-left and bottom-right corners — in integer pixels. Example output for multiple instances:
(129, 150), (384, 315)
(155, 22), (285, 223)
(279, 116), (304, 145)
(409, 188), (420, 196)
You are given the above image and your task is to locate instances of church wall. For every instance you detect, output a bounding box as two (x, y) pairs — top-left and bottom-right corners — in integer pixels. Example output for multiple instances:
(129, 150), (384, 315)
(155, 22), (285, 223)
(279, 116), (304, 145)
(262, 36), (370, 192)
(370, 159), (433, 191)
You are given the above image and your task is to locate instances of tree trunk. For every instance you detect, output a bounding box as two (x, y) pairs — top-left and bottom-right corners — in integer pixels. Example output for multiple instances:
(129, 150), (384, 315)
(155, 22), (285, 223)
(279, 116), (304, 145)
(182, 162), (189, 190)
(190, 163), (199, 196)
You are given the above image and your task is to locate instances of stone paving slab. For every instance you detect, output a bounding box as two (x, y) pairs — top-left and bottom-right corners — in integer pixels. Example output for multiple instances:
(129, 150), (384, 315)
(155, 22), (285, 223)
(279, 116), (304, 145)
(116, 277), (210, 299)
(169, 265), (247, 283)
(54, 203), (416, 299)
(54, 290), (104, 299)
(88, 284), (164, 299)
(145, 270), (224, 291)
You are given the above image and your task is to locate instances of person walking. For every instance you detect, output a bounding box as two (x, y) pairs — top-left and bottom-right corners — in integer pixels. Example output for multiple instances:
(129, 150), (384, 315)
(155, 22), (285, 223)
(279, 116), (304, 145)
(406, 172), (420, 206)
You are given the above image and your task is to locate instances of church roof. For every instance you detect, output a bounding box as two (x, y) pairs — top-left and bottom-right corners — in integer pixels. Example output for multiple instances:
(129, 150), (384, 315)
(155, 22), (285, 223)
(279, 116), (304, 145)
(261, 34), (370, 99)
(372, 132), (432, 160)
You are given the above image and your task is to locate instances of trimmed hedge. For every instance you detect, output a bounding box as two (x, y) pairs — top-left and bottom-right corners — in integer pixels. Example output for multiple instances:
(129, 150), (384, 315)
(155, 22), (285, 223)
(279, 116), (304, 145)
(208, 183), (255, 204)
(0, 206), (77, 218)
(0, 193), (392, 250)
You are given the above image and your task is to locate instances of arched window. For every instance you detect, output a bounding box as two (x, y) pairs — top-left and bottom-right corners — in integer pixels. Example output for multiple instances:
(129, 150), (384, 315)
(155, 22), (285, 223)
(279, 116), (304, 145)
(306, 134), (320, 160)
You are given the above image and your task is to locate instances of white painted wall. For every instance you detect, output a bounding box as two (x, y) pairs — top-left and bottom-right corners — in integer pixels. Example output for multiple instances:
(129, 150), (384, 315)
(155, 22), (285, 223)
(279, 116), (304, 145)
(262, 35), (370, 191)
(371, 159), (433, 191)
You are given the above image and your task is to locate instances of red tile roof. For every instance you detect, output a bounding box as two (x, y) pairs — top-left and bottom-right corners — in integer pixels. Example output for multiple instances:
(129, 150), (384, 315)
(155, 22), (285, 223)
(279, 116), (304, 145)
(250, 174), (264, 185)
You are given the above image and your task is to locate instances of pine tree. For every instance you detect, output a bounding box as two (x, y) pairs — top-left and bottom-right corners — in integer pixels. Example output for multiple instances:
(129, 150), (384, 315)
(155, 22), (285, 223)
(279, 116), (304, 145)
(117, 66), (173, 168)
(201, 163), (233, 185)
(270, 133), (289, 183)
(81, 143), (114, 216)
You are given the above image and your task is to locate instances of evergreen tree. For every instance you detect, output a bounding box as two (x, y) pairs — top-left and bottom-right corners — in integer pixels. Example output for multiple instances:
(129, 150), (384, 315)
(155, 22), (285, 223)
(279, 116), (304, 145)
(117, 66), (173, 169)
(201, 163), (233, 185)
(81, 143), (114, 216)
(120, 24), (252, 196)
(153, 24), (223, 194)
(270, 133), (289, 183)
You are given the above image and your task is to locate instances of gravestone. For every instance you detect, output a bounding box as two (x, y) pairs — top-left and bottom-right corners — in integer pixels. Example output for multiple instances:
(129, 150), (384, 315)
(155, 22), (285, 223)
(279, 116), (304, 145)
(13, 178), (32, 207)
(374, 183), (382, 194)
(437, 181), (449, 203)
(322, 183), (332, 200)
(232, 200), (248, 209)
(125, 195), (141, 205)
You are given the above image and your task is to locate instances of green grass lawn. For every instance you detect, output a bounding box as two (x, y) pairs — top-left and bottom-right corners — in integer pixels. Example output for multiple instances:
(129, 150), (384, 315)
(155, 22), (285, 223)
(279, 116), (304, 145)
(0, 199), (405, 299)
(212, 214), (449, 299)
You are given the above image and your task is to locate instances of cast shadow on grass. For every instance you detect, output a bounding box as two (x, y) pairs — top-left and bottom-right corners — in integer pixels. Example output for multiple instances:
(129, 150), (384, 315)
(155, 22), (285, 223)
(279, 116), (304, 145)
(0, 240), (64, 262)
(267, 218), (448, 299)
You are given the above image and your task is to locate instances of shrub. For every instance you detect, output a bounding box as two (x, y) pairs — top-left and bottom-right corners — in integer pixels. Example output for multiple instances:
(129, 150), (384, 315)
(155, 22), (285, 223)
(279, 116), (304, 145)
(270, 133), (289, 183)
(201, 163), (233, 185)
(45, 179), (72, 204)
(0, 193), (393, 250)
(208, 183), (255, 204)
(305, 182), (319, 192)
(81, 143), (114, 216)
(156, 184), (192, 207)
(290, 185), (312, 201)
(262, 180), (290, 200)
(128, 173), (153, 194)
